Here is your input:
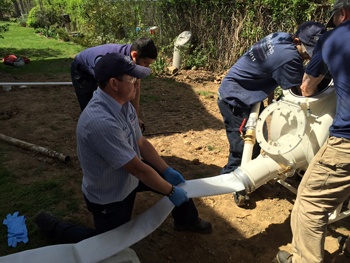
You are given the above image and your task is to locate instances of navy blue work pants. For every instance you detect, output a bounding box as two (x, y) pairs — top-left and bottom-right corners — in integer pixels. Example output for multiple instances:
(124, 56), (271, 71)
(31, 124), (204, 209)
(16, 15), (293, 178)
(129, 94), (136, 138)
(53, 181), (198, 243)
(217, 98), (262, 174)
(70, 61), (98, 111)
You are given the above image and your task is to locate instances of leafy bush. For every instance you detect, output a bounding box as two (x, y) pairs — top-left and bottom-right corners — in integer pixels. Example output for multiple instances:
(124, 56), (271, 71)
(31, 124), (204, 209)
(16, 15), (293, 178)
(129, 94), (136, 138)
(27, 5), (62, 29)
(182, 44), (211, 69)
(151, 52), (169, 75)
(56, 28), (70, 42)
(27, 6), (42, 28)
(0, 0), (13, 20)
(0, 23), (9, 39)
(23, 0), (333, 71)
(17, 14), (28, 27)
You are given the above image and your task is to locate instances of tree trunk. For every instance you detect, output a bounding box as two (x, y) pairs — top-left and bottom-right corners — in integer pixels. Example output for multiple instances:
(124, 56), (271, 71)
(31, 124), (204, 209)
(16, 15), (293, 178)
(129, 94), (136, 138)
(12, 1), (22, 17)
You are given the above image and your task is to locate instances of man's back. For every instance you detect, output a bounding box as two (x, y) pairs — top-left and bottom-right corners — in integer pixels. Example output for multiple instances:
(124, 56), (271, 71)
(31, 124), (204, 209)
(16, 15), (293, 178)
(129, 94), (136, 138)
(74, 44), (131, 76)
(320, 21), (350, 138)
(219, 32), (304, 107)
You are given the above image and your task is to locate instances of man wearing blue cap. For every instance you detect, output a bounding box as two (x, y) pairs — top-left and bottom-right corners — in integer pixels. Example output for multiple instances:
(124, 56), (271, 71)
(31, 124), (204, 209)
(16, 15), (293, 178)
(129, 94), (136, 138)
(35, 53), (212, 243)
(217, 21), (326, 178)
(277, 1), (350, 262)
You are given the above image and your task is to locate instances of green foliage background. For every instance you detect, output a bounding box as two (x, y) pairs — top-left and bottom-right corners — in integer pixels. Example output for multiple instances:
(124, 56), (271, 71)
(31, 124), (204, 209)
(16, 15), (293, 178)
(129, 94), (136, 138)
(1, 0), (334, 70)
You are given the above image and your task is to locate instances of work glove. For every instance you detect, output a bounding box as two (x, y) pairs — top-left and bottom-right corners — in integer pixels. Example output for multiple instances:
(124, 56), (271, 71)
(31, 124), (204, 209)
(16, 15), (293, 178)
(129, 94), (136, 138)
(168, 186), (189, 206)
(3, 212), (29, 247)
(163, 167), (185, 186)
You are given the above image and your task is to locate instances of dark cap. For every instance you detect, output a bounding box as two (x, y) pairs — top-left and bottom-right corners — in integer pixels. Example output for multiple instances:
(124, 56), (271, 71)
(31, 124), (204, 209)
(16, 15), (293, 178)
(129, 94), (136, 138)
(94, 53), (151, 83)
(295, 21), (326, 57)
(326, 0), (350, 28)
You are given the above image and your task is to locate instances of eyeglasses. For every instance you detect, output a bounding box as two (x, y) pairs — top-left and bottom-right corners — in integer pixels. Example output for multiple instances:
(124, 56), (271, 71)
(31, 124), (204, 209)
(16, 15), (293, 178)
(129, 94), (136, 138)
(124, 75), (137, 84)
(115, 75), (137, 84)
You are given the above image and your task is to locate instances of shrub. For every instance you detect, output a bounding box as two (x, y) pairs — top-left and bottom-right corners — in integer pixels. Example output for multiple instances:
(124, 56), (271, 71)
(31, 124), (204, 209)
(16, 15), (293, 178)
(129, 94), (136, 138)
(27, 5), (63, 29)
(17, 14), (28, 27)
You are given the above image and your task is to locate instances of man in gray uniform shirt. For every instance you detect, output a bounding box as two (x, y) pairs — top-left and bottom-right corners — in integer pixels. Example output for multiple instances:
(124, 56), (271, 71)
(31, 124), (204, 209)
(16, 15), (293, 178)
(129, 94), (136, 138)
(35, 53), (211, 243)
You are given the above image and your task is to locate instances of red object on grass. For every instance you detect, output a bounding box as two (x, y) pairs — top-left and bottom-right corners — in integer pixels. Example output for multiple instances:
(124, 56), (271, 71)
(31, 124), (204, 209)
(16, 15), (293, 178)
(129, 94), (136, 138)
(3, 54), (30, 66)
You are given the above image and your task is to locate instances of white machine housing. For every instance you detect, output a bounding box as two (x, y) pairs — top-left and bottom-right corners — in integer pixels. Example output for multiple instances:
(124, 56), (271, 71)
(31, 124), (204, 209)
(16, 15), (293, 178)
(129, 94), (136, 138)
(232, 79), (350, 222)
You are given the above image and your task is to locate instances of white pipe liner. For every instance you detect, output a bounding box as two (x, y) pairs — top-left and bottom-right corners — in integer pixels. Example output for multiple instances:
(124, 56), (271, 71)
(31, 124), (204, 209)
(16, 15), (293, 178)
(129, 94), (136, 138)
(0, 82), (340, 262)
(0, 173), (245, 263)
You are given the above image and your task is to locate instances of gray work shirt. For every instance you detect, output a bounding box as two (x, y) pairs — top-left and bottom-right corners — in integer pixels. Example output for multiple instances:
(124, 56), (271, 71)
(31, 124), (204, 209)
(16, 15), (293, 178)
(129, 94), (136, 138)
(77, 88), (141, 204)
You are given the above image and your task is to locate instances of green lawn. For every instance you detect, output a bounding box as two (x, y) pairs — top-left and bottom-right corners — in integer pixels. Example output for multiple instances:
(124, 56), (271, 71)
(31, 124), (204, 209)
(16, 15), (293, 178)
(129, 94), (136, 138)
(0, 22), (86, 256)
(0, 22), (85, 76)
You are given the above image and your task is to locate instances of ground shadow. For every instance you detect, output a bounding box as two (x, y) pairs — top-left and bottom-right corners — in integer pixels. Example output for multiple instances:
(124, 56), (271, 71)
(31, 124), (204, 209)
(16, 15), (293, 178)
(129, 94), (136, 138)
(140, 75), (224, 134)
(0, 47), (64, 60)
(131, 155), (297, 263)
(0, 58), (73, 79)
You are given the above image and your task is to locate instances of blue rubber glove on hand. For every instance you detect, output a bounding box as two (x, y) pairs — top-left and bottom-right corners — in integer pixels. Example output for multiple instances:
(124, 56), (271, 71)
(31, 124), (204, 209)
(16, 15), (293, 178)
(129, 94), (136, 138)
(168, 186), (189, 206)
(3, 212), (29, 247)
(163, 167), (185, 186)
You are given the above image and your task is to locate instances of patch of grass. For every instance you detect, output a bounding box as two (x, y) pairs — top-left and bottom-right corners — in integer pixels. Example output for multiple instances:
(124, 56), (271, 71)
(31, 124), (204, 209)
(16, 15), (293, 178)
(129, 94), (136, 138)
(197, 90), (215, 97)
(31, 165), (44, 176)
(0, 22), (84, 76)
(207, 145), (215, 151)
(0, 145), (79, 255)
(151, 53), (169, 75)
(0, 21), (87, 256)
(207, 145), (222, 152)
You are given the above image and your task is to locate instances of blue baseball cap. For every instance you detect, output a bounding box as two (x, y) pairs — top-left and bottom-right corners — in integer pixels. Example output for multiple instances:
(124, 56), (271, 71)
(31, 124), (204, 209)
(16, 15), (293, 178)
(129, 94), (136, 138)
(326, 0), (350, 28)
(295, 21), (326, 57)
(94, 53), (151, 82)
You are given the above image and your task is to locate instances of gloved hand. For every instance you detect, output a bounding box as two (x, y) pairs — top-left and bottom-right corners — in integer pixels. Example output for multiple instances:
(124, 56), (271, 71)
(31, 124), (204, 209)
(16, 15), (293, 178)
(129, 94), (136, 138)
(168, 186), (189, 206)
(3, 212), (29, 247)
(163, 167), (185, 186)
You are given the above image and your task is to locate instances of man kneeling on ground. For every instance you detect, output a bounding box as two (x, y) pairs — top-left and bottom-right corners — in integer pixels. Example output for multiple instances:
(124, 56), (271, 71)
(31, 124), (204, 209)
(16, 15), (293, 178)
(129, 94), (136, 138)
(35, 53), (212, 243)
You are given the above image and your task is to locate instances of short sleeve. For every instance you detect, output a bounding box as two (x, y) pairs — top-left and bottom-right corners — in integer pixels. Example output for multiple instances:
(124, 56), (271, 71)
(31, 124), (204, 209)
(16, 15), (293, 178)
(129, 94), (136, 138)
(272, 58), (304, 89)
(91, 118), (137, 169)
(305, 46), (328, 77)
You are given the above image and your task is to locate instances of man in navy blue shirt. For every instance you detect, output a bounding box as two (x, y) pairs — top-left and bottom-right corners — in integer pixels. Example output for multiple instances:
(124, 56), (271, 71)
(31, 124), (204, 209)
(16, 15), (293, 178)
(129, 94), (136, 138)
(277, 1), (350, 262)
(218, 21), (326, 175)
(71, 38), (157, 131)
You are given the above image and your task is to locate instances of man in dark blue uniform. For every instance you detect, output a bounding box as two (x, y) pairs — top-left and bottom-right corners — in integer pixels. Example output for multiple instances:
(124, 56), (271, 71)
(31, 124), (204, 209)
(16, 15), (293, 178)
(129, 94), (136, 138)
(217, 21), (326, 175)
(277, 1), (350, 262)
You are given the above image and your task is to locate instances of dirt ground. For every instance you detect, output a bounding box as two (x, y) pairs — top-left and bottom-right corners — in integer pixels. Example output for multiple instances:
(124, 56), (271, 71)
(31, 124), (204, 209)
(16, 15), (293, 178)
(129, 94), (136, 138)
(1, 69), (350, 263)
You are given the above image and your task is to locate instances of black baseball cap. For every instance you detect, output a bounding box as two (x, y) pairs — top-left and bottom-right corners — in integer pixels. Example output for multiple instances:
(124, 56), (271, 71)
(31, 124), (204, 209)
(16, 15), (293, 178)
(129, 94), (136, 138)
(94, 53), (151, 82)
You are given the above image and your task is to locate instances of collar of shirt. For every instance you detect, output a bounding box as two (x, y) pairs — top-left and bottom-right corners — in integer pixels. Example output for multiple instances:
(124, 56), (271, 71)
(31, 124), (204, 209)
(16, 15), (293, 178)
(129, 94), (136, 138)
(90, 87), (124, 119)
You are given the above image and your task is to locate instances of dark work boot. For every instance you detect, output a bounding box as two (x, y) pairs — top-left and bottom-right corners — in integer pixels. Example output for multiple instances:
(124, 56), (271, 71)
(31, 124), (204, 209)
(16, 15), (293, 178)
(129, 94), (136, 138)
(34, 211), (60, 239)
(174, 218), (212, 234)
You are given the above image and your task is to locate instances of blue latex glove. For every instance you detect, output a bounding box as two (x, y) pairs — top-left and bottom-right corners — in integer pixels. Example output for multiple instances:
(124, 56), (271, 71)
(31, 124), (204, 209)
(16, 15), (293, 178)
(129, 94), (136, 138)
(3, 212), (29, 248)
(168, 186), (189, 206)
(163, 167), (185, 186)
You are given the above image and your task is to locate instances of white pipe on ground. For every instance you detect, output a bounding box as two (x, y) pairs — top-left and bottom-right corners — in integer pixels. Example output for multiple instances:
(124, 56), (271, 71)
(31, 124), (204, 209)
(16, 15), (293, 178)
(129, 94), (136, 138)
(0, 82), (72, 86)
(0, 133), (70, 163)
